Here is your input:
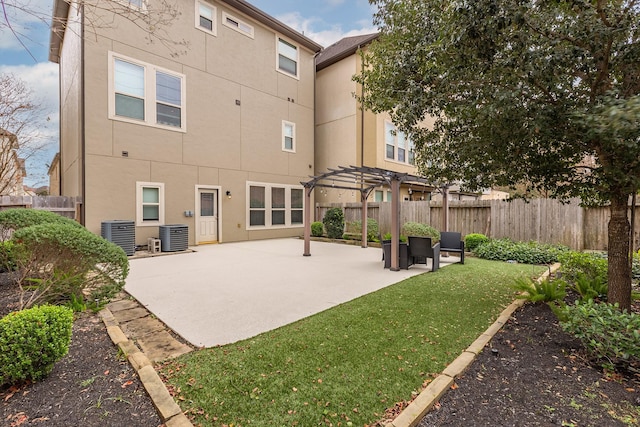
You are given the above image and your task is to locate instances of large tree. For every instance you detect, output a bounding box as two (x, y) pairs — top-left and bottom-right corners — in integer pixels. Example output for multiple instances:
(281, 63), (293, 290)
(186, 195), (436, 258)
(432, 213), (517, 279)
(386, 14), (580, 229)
(357, 0), (640, 310)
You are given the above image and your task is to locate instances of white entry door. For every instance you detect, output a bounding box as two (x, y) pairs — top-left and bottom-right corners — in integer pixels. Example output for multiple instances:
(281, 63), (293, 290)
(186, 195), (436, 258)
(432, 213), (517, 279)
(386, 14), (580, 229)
(196, 189), (218, 244)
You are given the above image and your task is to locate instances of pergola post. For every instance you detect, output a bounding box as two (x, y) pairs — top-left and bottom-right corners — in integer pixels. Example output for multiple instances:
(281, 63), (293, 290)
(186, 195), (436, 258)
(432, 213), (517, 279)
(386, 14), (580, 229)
(303, 186), (312, 256)
(442, 185), (449, 232)
(361, 190), (368, 248)
(390, 176), (400, 271)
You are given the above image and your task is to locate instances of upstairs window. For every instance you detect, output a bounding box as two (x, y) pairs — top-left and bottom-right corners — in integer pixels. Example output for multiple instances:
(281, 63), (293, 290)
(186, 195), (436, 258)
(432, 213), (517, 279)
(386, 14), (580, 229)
(196, 1), (216, 34)
(385, 121), (414, 165)
(223, 12), (254, 38)
(282, 121), (295, 152)
(277, 37), (298, 78)
(109, 52), (186, 132)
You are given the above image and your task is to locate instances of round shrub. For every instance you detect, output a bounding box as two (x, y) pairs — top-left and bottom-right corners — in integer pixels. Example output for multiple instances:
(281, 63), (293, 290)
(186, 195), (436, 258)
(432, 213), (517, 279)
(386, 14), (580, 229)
(12, 223), (129, 309)
(322, 208), (344, 239)
(311, 221), (324, 237)
(401, 222), (440, 242)
(465, 233), (489, 252)
(0, 305), (73, 386)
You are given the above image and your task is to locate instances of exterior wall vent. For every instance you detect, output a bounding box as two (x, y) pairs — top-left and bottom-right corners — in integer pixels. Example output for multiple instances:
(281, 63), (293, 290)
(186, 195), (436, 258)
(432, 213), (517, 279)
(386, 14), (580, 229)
(159, 224), (188, 252)
(101, 220), (135, 256)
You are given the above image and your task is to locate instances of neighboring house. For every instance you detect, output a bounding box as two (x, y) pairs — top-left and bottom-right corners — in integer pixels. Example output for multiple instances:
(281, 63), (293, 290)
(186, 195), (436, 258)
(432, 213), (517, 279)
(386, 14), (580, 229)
(48, 152), (60, 196)
(49, 0), (322, 246)
(0, 129), (28, 196)
(315, 34), (481, 206)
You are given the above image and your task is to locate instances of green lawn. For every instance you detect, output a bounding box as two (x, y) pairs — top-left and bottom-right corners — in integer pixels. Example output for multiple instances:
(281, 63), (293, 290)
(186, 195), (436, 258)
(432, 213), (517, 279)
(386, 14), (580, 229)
(159, 258), (545, 426)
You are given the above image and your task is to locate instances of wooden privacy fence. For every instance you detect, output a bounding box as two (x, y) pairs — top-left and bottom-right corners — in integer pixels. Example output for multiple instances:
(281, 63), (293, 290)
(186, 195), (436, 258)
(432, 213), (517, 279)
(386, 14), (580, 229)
(0, 196), (81, 220)
(316, 198), (639, 251)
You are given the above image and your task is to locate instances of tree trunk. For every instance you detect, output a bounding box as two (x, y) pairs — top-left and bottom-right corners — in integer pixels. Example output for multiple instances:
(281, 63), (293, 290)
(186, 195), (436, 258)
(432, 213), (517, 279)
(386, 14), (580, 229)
(608, 195), (632, 311)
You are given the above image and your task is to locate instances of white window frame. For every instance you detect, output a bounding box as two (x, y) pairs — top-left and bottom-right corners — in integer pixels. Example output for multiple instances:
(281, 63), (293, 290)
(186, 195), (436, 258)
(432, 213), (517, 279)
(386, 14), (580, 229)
(282, 120), (296, 152)
(108, 52), (187, 132)
(136, 182), (165, 226)
(222, 11), (254, 38)
(246, 182), (304, 229)
(384, 121), (415, 165)
(117, 0), (147, 12)
(276, 36), (299, 79)
(195, 1), (216, 35)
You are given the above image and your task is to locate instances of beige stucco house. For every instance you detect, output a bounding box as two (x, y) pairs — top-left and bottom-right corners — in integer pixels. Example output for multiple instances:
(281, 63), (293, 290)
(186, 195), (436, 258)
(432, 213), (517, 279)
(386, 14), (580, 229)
(315, 34), (438, 204)
(49, 0), (322, 246)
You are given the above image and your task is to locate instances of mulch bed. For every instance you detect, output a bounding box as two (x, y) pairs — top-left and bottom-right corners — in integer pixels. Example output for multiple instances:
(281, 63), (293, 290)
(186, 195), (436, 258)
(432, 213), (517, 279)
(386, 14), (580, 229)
(419, 300), (640, 427)
(0, 277), (162, 427)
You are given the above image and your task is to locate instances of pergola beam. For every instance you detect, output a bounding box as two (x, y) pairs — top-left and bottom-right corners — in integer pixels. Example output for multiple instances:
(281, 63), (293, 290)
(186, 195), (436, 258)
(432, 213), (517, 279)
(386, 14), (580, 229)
(301, 165), (438, 271)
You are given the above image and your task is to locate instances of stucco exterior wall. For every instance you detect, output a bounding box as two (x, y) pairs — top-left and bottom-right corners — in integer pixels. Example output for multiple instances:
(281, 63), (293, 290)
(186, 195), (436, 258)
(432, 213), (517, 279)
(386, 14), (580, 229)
(74, 0), (316, 245)
(58, 2), (83, 200)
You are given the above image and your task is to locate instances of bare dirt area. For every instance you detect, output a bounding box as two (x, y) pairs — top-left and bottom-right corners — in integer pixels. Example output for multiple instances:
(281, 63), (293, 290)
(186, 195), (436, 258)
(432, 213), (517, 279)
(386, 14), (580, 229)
(0, 277), (162, 427)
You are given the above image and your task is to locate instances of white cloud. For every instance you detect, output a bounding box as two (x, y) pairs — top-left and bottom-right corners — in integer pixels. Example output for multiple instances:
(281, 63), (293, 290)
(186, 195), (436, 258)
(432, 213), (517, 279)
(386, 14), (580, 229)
(276, 12), (377, 48)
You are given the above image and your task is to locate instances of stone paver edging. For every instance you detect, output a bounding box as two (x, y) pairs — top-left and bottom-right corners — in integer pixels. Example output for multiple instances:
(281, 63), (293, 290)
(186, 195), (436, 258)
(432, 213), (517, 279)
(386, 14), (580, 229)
(99, 307), (194, 427)
(386, 263), (561, 427)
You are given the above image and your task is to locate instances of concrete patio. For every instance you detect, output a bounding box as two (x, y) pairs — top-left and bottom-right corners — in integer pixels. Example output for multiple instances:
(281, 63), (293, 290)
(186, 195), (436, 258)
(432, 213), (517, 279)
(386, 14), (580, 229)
(125, 238), (453, 347)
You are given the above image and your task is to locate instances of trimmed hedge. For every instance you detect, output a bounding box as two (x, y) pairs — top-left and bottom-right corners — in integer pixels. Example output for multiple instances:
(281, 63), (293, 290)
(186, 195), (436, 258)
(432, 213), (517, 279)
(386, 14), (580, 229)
(0, 305), (73, 386)
(13, 223), (129, 309)
(474, 238), (569, 265)
(465, 233), (489, 252)
(0, 209), (81, 240)
(0, 240), (27, 273)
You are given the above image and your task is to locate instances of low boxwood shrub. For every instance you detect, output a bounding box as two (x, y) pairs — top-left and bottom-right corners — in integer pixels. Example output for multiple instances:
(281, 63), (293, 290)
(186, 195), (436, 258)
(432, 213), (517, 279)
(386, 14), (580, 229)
(0, 305), (74, 386)
(0, 209), (81, 240)
(465, 233), (489, 252)
(322, 208), (344, 239)
(12, 223), (129, 310)
(401, 222), (440, 242)
(474, 238), (569, 265)
(311, 221), (324, 237)
(559, 300), (640, 373)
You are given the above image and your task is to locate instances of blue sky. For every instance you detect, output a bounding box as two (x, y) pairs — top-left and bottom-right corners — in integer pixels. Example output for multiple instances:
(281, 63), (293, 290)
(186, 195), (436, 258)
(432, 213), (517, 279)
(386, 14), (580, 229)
(0, 0), (377, 187)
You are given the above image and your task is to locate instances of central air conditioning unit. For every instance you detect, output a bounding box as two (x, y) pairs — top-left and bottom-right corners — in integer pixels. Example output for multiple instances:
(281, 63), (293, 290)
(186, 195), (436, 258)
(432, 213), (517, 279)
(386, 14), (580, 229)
(101, 220), (135, 256)
(159, 224), (188, 252)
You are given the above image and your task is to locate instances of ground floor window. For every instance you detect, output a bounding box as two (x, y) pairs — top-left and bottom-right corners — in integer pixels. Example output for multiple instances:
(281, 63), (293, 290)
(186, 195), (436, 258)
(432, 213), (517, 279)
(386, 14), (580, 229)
(247, 182), (304, 228)
(136, 182), (165, 226)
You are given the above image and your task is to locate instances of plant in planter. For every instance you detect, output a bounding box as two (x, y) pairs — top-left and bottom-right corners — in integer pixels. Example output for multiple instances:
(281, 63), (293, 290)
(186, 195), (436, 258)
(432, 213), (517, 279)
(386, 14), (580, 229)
(401, 222), (440, 242)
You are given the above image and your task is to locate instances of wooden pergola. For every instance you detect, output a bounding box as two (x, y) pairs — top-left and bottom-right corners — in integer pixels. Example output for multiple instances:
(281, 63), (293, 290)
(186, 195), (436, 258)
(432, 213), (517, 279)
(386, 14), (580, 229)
(301, 165), (438, 271)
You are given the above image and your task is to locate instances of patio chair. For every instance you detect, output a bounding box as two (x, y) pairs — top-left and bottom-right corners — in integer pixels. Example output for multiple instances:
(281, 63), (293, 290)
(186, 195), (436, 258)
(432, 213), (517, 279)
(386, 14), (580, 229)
(408, 236), (440, 272)
(439, 231), (465, 264)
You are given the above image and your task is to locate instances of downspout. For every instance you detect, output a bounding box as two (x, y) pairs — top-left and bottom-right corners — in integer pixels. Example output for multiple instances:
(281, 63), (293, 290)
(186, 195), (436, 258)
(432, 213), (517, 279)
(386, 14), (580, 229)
(312, 50), (320, 222)
(80, 3), (86, 225)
